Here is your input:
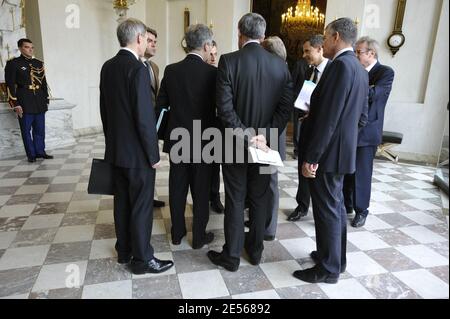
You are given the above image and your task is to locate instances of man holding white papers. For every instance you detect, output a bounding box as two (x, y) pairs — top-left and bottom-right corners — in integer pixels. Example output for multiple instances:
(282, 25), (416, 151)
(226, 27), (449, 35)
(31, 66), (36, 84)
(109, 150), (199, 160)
(288, 35), (332, 222)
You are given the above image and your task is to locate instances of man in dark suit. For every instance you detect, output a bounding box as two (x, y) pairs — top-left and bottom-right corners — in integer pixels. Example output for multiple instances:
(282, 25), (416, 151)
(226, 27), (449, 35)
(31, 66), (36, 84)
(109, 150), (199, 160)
(143, 27), (165, 209)
(291, 58), (309, 160)
(288, 35), (332, 222)
(156, 24), (216, 250)
(100, 18), (173, 275)
(293, 18), (369, 284)
(344, 37), (395, 228)
(207, 13), (293, 272)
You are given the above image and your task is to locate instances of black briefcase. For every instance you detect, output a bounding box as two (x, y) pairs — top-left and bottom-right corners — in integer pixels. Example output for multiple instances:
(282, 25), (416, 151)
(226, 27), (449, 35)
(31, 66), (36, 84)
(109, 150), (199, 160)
(87, 159), (114, 195)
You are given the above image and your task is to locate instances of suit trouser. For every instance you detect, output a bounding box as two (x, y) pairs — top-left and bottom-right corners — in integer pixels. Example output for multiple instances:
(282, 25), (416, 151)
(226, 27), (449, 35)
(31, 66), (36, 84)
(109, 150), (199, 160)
(296, 173), (311, 213)
(309, 172), (347, 275)
(169, 161), (212, 246)
(265, 172), (279, 237)
(222, 163), (271, 263)
(18, 113), (46, 159)
(293, 110), (301, 155)
(113, 166), (155, 262)
(343, 146), (377, 217)
(210, 163), (221, 202)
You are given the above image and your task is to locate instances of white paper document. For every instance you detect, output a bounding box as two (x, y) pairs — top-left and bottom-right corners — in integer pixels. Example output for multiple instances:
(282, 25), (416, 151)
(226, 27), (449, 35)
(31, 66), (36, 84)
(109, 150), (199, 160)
(294, 80), (317, 112)
(249, 147), (284, 167)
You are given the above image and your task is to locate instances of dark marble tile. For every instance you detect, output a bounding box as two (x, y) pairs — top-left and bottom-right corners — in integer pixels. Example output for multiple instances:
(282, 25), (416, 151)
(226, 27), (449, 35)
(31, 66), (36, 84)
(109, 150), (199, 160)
(10, 228), (58, 248)
(57, 170), (83, 177)
(24, 177), (53, 185)
(79, 176), (90, 183)
(377, 213), (418, 228)
(389, 174), (417, 182)
(0, 267), (41, 298)
(32, 203), (69, 215)
(6, 194), (43, 206)
(366, 248), (421, 272)
(29, 288), (83, 299)
(71, 192), (101, 201)
(428, 266), (449, 284)
(427, 210), (448, 223)
(358, 274), (421, 299)
(426, 197), (445, 208)
(382, 200), (417, 212)
(0, 216), (28, 232)
(151, 234), (171, 253)
(172, 249), (217, 274)
(36, 164), (63, 171)
(0, 249), (4, 259)
(99, 198), (114, 210)
(374, 229), (420, 247)
(426, 241), (449, 258)
(133, 275), (182, 299)
(84, 258), (131, 285)
(46, 183), (77, 193)
(0, 166), (13, 173)
(65, 158), (88, 164)
(0, 187), (20, 196)
(220, 266), (272, 295)
(45, 241), (92, 265)
(61, 212), (98, 226)
(385, 190), (416, 201)
(273, 223), (308, 240)
(93, 224), (117, 240)
(260, 240), (295, 263)
(3, 171), (33, 179)
(425, 223), (449, 239)
(388, 181), (416, 190)
(276, 284), (329, 299)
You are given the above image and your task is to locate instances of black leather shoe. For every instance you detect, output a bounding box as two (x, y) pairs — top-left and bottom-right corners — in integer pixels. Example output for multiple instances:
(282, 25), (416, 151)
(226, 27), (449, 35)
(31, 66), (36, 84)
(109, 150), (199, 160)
(351, 214), (367, 228)
(293, 266), (339, 284)
(207, 251), (239, 272)
(210, 199), (224, 214)
(153, 200), (165, 208)
(310, 251), (346, 273)
(130, 257), (174, 275)
(287, 206), (308, 222)
(37, 153), (54, 160)
(117, 254), (132, 264)
(28, 158), (36, 163)
(192, 232), (214, 250)
(172, 231), (187, 246)
(264, 235), (275, 242)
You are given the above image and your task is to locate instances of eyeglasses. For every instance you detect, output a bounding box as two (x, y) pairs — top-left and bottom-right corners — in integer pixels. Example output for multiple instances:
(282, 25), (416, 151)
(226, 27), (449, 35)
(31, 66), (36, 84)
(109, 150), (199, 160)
(356, 49), (370, 55)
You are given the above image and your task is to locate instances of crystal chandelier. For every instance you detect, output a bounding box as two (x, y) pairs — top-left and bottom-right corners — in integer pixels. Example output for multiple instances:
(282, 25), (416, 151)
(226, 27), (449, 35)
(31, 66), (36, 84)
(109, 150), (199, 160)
(281, 0), (325, 36)
(114, 0), (136, 23)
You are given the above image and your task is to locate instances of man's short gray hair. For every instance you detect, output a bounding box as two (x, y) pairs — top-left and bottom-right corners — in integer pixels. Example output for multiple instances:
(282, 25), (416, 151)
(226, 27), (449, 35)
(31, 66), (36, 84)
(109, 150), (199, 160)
(185, 24), (213, 52)
(356, 36), (380, 59)
(117, 18), (147, 47)
(326, 18), (358, 46)
(238, 13), (266, 40)
(306, 34), (324, 48)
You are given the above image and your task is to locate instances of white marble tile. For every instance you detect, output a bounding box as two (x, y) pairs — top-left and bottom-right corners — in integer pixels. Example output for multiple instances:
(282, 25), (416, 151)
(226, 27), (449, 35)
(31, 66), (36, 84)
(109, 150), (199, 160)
(319, 278), (375, 299)
(0, 231), (17, 249)
(61, 164), (85, 170)
(260, 260), (306, 289)
(295, 220), (316, 237)
(347, 231), (390, 251)
(279, 238), (316, 259)
(406, 173), (433, 182)
(441, 192), (449, 209)
(32, 261), (88, 292)
(0, 294), (29, 299)
(362, 215), (394, 231)
(371, 183), (398, 192)
(232, 289), (281, 299)
(66, 200), (99, 213)
(89, 239), (117, 260)
(178, 270), (229, 299)
(404, 189), (439, 199)
(0, 195), (10, 206)
(279, 198), (298, 210)
(82, 280), (132, 299)
(15, 185), (49, 195)
(53, 225), (96, 243)
(401, 199), (441, 211)
(376, 168), (399, 175)
(0, 160), (21, 166)
(1, 179), (27, 187)
(30, 170), (59, 178)
(346, 252), (388, 277)
(370, 191), (396, 202)
(405, 180), (436, 189)
(372, 175), (400, 183)
(369, 202), (394, 215)
(284, 188), (299, 198)
(395, 245), (448, 268)
(76, 183), (89, 192)
(0, 245), (50, 271)
(393, 269), (449, 299)
(22, 214), (64, 230)
(52, 176), (81, 184)
(155, 171), (169, 180)
(206, 215), (225, 231)
(10, 165), (39, 172)
(277, 174), (290, 181)
(400, 211), (443, 226)
(407, 166), (435, 174)
(39, 192), (73, 204)
(399, 226), (447, 244)
(156, 186), (169, 197)
(96, 210), (114, 224)
(152, 219), (167, 236)
(0, 204), (36, 218)
(277, 166), (298, 174)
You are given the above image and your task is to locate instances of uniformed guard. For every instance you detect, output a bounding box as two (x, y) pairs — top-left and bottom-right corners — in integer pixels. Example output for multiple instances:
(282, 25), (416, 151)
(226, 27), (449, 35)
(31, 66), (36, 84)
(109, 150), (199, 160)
(4, 38), (53, 163)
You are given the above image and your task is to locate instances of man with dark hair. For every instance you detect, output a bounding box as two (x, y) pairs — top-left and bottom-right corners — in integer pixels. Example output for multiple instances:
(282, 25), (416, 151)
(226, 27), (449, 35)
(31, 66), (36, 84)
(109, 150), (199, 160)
(100, 18), (173, 275)
(156, 24), (216, 250)
(208, 13), (293, 272)
(4, 38), (53, 163)
(288, 34), (332, 222)
(294, 18), (368, 284)
(344, 36), (395, 228)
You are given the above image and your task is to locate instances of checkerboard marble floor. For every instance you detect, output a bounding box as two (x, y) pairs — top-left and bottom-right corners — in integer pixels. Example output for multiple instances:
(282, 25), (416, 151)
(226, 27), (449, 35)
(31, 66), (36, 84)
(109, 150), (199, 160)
(0, 135), (448, 299)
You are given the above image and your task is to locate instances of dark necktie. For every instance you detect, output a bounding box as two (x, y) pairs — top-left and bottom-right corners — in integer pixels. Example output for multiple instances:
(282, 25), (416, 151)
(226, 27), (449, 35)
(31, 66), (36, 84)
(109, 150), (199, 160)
(312, 67), (320, 84)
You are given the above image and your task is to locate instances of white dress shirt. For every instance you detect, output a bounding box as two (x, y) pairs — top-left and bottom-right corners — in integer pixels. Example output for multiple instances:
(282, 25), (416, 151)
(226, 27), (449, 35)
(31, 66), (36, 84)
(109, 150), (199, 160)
(243, 39), (260, 48)
(366, 60), (378, 72)
(310, 58), (329, 83)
